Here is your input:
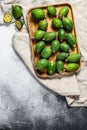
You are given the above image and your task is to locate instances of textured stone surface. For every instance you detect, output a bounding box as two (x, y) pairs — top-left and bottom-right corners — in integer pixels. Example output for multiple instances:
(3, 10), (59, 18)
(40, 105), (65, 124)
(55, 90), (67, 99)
(0, 0), (87, 130)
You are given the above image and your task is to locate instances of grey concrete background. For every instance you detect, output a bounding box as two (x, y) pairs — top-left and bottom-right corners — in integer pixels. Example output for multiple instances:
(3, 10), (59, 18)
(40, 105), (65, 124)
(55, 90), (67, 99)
(0, 0), (87, 130)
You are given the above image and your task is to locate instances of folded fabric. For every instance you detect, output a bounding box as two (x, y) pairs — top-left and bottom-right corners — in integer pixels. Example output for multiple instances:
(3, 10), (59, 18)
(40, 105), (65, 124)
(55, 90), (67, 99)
(0, 0), (87, 106)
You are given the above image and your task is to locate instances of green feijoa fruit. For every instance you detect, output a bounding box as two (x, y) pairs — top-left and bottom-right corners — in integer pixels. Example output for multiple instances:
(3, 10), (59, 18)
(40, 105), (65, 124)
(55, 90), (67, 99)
(67, 53), (81, 63)
(43, 32), (56, 42)
(58, 29), (66, 42)
(48, 61), (56, 75)
(47, 6), (56, 16)
(59, 6), (69, 18)
(56, 61), (64, 73)
(62, 18), (74, 31)
(66, 33), (76, 47)
(52, 18), (62, 29)
(51, 40), (60, 53)
(34, 30), (45, 40)
(56, 52), (69, 61)
(15, 19), (24, 30)
(36, 59), (48, 71)
(31, 8), (45, 20)
(66, 63), (79, 72)
(41, 47), (52, 58)
(12, 5), (22, 19)
(35, 41), (45, 54)
(38, 20), (48, 31)
(60, 42), (71, 52)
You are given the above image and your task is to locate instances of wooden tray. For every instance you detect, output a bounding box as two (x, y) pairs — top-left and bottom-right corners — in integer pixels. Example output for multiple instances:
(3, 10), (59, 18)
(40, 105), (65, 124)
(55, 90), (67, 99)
(27, 2), (81, 79)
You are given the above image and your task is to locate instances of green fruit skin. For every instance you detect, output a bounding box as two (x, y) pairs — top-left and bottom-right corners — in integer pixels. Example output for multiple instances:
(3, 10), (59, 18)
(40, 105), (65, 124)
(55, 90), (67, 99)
(41, 47), (52, 58)
(52, 18), (62, 29)
(51, 40), (60, 53)
(35, 41), (45, 53)
(59, 6), (69, 17)
(43, 32), (56, 42)
(56, 52), (69, 61)
(66, 63), (79, 72)
(34, 30), (45, 40)
(66, 33), (76, 47)
(67, 53), (81, 63)
(62, 18), (74, 31)
(32, 8), (45, 20)
(60, 42), (71, 52)
(36, 59), (48, 71)
(12, 5), (22, 19)
(58, 29), (66, 42)
(56, 61), (64, 73)
(19, 19), (24, 25)
(48, 61), (56, 75)
(38, 20), (48, 31)
(47, 6), (56, 16)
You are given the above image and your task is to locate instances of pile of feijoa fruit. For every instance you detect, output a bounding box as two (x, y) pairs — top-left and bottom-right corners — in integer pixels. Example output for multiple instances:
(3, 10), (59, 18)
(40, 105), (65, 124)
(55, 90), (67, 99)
(31, 5), (81, 75)
(3, 5), (24, 30)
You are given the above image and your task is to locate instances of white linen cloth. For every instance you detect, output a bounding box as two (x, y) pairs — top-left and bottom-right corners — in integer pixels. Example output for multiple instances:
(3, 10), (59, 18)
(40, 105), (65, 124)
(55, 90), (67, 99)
(0, 0), (87, 106)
